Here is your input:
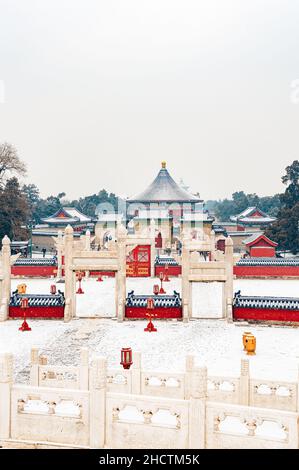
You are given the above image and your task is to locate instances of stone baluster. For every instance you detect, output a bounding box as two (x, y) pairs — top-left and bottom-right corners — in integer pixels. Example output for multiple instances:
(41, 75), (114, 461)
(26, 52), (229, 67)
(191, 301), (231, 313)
(64, 225), (74, 322)
(0, 236), (11, 322)
(188, 365), (207, 448)
(0, 353), (13, 440)
(184, 354), (195, 400)
(150, 219), (156, 277)
(89, 356), (107, 448)
(131, 351), (141, 395)
(224, 236), (234, 322)
(239, 359), (250, 405)
(181, 235), (190, 322)
(116, 224), (127, 322)
(29, 347), (39, 386)
(55, 230), (63, 280)
(79, 348), (89, 390)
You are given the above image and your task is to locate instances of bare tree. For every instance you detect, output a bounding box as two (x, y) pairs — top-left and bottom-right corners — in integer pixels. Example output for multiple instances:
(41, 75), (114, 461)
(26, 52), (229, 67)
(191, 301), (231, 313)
(0, 142), (26, 186)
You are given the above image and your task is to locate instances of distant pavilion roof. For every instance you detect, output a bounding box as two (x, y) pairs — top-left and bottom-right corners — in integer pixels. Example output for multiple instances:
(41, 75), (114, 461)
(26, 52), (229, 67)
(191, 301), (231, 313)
(127, 162), (201, 204)
(42, 207), (92, 225)
(242, 232), (278, 247)
(230, 207), (276, 224)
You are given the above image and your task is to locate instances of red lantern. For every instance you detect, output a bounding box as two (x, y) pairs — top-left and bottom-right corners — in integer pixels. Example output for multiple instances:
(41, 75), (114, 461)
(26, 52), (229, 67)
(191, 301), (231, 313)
(163, 263), (170, 282)
(120, 347), (133, 370)
(144, 311), (158, 332)
(20, 297), (29, 309)
(153, 284), (159, 296)
(19, 296), (31, 331)
(50, 284), (57, 295)
(159, 271), (166, 294)
(76, 271), (84, 294)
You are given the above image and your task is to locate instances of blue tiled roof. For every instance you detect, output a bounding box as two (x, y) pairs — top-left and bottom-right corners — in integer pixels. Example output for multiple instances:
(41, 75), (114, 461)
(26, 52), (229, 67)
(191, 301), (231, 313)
(126, 290), (182, 308)
(127, 164), (200, 203)
(155, 256), (179, 266)
(236, 257), (299, 266)
(233, 292), (299, 310)
(14, 257), (57, 266)
(10, 291), (65, 307)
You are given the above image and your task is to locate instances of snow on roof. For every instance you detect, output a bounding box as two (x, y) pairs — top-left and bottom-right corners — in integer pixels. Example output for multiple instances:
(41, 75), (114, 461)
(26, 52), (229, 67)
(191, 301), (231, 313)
(230, 206), (276, 223)
(40, 217), (79, 224)
(240, 217), (276, 224)
(97, 214), (124, 222)
(63, 207), (91, 222)
(127, 162), (201, 203)
(227, 231), (257, 237)
(242, 232), (278, 247)
(42, 207), (91, 224)
(181, 212), (213, 222)
(133, 209), (171, 219)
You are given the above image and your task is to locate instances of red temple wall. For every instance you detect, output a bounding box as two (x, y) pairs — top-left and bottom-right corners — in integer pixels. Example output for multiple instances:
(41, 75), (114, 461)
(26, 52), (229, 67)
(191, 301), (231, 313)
(233, 307), (299, 322)
(11, 266), (57, 277)
(155, 265), (181, 277)
(234, 265), (299, 277)
(9, 306), (64, 318)
(250, 247), (276, 257)
(125, 306), (182, 319)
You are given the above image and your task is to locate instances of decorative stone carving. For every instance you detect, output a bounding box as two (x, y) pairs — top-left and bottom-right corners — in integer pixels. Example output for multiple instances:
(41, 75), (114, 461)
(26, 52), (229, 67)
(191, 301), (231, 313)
(17, 399), (25, 413)
(91, 357), (107, 390)
(112, 407), (120, 421)
(142, 410), (153, 424)
(0, 353), (13, 382)
(245, 418), (257, 436)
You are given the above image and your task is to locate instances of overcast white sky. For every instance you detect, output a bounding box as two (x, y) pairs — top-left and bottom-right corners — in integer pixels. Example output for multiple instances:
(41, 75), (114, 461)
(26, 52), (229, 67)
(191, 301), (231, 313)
(0, 0), (298, 200)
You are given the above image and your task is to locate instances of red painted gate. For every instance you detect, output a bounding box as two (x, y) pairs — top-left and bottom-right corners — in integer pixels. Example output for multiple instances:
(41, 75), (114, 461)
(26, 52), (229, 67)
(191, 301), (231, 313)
(126, 245), (151, 277)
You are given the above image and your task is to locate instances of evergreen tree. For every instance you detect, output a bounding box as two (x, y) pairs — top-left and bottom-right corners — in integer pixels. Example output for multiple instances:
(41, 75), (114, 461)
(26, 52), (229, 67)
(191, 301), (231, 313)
(266, 161), (299, 254)
(0, 178), (29, 241)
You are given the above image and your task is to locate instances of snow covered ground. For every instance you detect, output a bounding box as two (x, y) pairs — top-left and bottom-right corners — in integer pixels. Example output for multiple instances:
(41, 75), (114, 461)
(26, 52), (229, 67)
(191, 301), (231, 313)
(1, 317), (299, 383)
(11, 277), (299, 318)
(12, 276), (299, 299)
(5, 276), (299, 385)
(234, 279), (299, 297)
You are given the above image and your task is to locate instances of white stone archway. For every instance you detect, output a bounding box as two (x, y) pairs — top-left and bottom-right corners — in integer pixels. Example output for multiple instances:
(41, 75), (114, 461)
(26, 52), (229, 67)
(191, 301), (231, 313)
(181, 233), (234, 322)
(0, 236), (21, 322)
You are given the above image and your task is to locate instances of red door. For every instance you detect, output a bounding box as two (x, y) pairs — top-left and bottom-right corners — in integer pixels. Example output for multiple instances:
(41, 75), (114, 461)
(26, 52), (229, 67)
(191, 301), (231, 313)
(126, 245), (151, 277)
(155, 233), (162, 248)
(216, 239), (225, 253)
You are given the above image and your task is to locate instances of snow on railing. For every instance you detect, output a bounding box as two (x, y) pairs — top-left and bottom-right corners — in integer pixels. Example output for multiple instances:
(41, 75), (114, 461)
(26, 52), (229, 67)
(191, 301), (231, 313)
(28, 349), (299, 413)
(206, 401), (298, 449)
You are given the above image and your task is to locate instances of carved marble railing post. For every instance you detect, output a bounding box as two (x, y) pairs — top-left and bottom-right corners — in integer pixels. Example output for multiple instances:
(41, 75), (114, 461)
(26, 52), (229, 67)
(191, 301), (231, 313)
(79, 348), (89, 390)
(209, 230), (216, 261)
(89, 356), (107, 448)
(0, 353), (13, 440)
(239, 359), (250, 405)
(131, 351), (141, 394)
(116, 224), (127, 322)
(55, 230), (63, 280)
(184, 354), (195, 400)
(0, 236), (11, 322)
(85, 230), (91, 251)
(181, 235), (190, 322)
(64, 225), (74, 322)
(29, 347), (39, 386)
(150, 219), (156, 277)
(189, 366), (207, 449)
(84, 231), (91, 279)
(224, 236), (234, 322)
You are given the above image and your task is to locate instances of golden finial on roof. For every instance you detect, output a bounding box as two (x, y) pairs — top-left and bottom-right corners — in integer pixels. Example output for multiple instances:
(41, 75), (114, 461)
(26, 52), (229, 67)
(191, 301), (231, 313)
(161, 161), (166, 169)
